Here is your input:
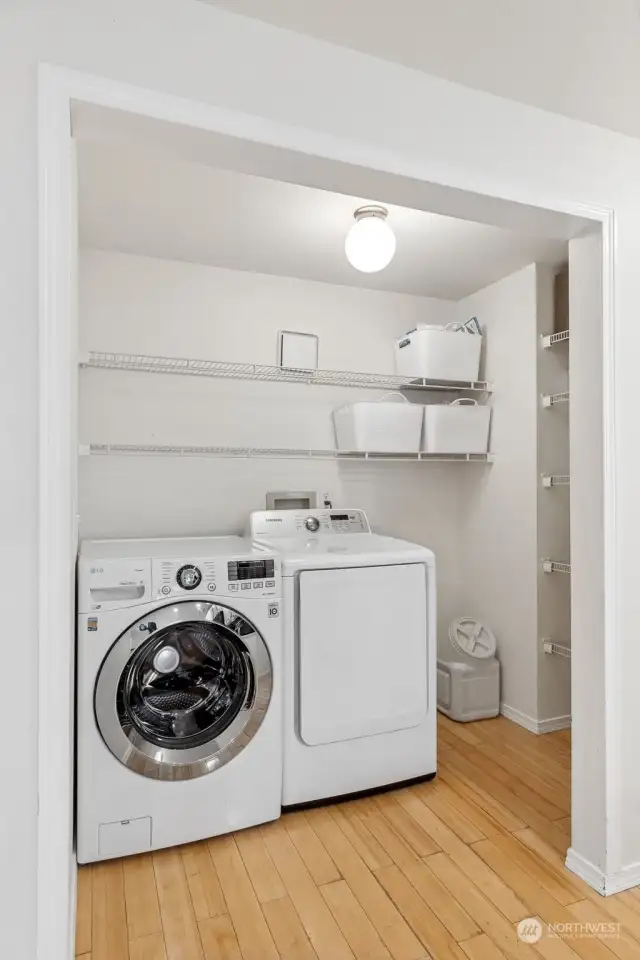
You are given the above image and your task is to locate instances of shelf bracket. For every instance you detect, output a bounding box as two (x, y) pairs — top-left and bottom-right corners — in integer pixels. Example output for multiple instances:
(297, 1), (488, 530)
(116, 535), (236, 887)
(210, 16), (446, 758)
(541, 330), (570, 349)
(542, 558), (571, 574)
(542, 638), (572, 658)
(542, 391), (570, 407)
(542, 474), (570, 488)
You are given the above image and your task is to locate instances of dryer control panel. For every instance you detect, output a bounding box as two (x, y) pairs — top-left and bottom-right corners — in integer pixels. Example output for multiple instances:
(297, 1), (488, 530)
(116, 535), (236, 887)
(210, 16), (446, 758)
(250, 509), (370, 538)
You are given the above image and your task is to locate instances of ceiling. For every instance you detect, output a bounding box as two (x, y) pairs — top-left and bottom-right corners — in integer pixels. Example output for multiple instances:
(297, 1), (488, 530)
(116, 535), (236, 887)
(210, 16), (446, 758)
(204, 0), (640, 141)
(78, 140), (567, 300)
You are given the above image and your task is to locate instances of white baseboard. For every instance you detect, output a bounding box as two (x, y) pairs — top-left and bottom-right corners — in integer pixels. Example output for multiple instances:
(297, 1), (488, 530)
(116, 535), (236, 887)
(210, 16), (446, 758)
(500, 703), (572, 735)
(566, 848), (640, 895)
(500, 703), (538, 732)
(537, 714), (572, 733)
(605, 862), (640, 894)
(565, 848), (607, 894)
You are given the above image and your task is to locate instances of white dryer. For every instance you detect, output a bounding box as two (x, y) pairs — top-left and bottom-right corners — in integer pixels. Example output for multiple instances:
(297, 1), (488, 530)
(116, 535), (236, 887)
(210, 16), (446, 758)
(249, 509), (436, 806)
(76, 536), (282, 863)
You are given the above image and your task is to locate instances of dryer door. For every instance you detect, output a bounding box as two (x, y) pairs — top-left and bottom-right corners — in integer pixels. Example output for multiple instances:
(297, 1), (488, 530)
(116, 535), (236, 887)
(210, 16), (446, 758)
(95, 601), (272, 780)
(298, 563), (428, 745)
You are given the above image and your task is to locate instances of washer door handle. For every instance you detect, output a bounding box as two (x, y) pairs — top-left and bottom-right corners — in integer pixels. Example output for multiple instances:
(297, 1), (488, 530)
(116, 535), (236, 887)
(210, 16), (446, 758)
(138, 621), (157, 633)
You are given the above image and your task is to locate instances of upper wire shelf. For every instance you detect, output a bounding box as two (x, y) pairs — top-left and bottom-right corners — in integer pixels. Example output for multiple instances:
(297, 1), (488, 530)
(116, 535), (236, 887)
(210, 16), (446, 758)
(79, 352), (492, 394)
(542, 330), (570, 349)
(79, 444), (493, 463)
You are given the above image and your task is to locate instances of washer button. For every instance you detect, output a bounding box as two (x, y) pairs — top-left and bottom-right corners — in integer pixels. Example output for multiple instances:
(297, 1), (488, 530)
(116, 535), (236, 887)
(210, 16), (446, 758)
(207, 582), (216, 592)
(241, 583), (251, 590)
(253, 581), (264, 589)
(265, 580), (275, 587)
(161, 585), (171, 596)
(229, 583), (239, 591)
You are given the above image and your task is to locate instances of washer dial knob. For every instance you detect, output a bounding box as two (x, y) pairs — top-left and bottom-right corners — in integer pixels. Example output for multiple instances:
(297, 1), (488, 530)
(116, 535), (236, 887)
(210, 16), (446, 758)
(176, 564), (202, 590)
(305, 516), (320, 532)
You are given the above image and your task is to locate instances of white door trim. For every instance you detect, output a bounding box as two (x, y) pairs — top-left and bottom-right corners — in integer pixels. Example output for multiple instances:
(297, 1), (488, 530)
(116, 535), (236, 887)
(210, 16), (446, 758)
(37, 62), (617, 960)
(37, 64), (79, 960)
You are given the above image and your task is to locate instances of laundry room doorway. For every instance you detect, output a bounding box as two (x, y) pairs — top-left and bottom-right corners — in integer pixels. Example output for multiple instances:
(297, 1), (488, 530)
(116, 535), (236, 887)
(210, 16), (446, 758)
(38, 64), (621, 960)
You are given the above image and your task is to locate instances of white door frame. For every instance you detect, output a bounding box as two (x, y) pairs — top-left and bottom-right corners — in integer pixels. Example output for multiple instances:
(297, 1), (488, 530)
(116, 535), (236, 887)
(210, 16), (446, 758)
(37, 62), (617, 960)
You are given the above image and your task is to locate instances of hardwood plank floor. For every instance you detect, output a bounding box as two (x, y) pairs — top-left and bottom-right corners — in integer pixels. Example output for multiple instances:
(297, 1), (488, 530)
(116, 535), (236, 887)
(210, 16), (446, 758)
(76, 716), (640, 960)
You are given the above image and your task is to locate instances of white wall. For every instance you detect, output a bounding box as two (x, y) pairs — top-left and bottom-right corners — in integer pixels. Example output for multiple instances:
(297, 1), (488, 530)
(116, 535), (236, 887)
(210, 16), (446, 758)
(536, 267), (572, 724)
(456, 264), (572, 729)
(79, 249), (463, 630)
(456, 265), (541, 721)
(212, 0), (640, 142)
(2, 1), (640, 952)
(79, 249), (574, 725)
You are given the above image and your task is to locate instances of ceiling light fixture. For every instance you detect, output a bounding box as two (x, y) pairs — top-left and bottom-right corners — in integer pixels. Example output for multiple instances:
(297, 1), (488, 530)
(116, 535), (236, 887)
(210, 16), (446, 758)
(345, 205), (396, 273)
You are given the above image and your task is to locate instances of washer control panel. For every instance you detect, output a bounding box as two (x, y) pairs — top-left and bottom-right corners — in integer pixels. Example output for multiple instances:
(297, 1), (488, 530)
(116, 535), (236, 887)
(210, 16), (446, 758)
(152, 557), (280, 599)
(155, 558), (217, 598)
(250, 509), (370, 538)
(78, 547), (281, 614)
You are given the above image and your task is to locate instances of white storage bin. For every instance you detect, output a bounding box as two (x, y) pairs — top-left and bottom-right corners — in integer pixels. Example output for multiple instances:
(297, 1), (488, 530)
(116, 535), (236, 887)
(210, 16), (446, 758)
(333, 393), (423, 453)
(422, 399), (491, 454)
(437, 659), (500, 722)
(395, 324), (482, 383)
(437, 618), (500, 722)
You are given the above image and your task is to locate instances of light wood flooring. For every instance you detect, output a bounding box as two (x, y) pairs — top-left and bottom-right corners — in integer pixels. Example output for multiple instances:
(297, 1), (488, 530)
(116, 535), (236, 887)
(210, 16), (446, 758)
(76, 714), (640, 960)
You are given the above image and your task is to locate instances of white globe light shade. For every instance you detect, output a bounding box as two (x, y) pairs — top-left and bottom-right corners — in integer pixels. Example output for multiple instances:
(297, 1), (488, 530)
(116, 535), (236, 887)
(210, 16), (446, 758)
(345, 212), (396, 273)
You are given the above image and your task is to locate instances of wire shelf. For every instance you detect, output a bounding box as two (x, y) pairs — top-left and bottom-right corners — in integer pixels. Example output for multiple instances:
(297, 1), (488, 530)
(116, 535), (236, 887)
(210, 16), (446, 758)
(80, 444), (493, 463)
(542, 330), (570, 348)
(542, 391), (570, 407)
(542, 474), (570, 488)
(80, 352), (492, 394)
(542, 559), (571, 575)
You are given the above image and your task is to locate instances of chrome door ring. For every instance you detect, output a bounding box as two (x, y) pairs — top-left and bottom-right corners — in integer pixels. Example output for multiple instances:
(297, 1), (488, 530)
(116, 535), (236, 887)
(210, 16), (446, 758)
(94, 600), (272, 781)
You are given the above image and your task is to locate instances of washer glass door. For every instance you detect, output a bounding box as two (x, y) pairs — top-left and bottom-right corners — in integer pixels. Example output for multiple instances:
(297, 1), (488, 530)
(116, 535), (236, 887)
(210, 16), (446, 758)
(95, 601), (272, 780)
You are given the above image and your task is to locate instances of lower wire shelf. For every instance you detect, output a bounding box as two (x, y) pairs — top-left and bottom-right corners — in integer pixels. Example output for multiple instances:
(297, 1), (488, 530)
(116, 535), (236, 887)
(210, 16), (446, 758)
(79, 444), (493, 463)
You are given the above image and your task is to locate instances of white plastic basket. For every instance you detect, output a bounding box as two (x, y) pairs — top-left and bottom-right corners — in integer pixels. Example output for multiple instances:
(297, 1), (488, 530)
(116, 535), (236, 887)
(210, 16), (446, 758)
(395, 323), (482, 382)
(333, 392), (423, 453)
(422, 399), (491, 454)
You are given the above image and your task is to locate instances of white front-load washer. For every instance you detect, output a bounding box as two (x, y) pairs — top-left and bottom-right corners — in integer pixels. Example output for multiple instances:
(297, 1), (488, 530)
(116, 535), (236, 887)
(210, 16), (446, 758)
(248, 509), (436, 806)
(76, 536), (282, 863)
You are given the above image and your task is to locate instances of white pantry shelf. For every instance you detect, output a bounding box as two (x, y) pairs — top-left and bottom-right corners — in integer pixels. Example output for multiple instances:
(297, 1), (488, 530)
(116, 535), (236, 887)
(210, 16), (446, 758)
(79, 351), (492, 394)
(542, 474), (570, 487)
(542, 330), (570, 348)
(79, 444), (493, 463)
(542, 391), (570, 407)
(542, 559), (571, 575)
